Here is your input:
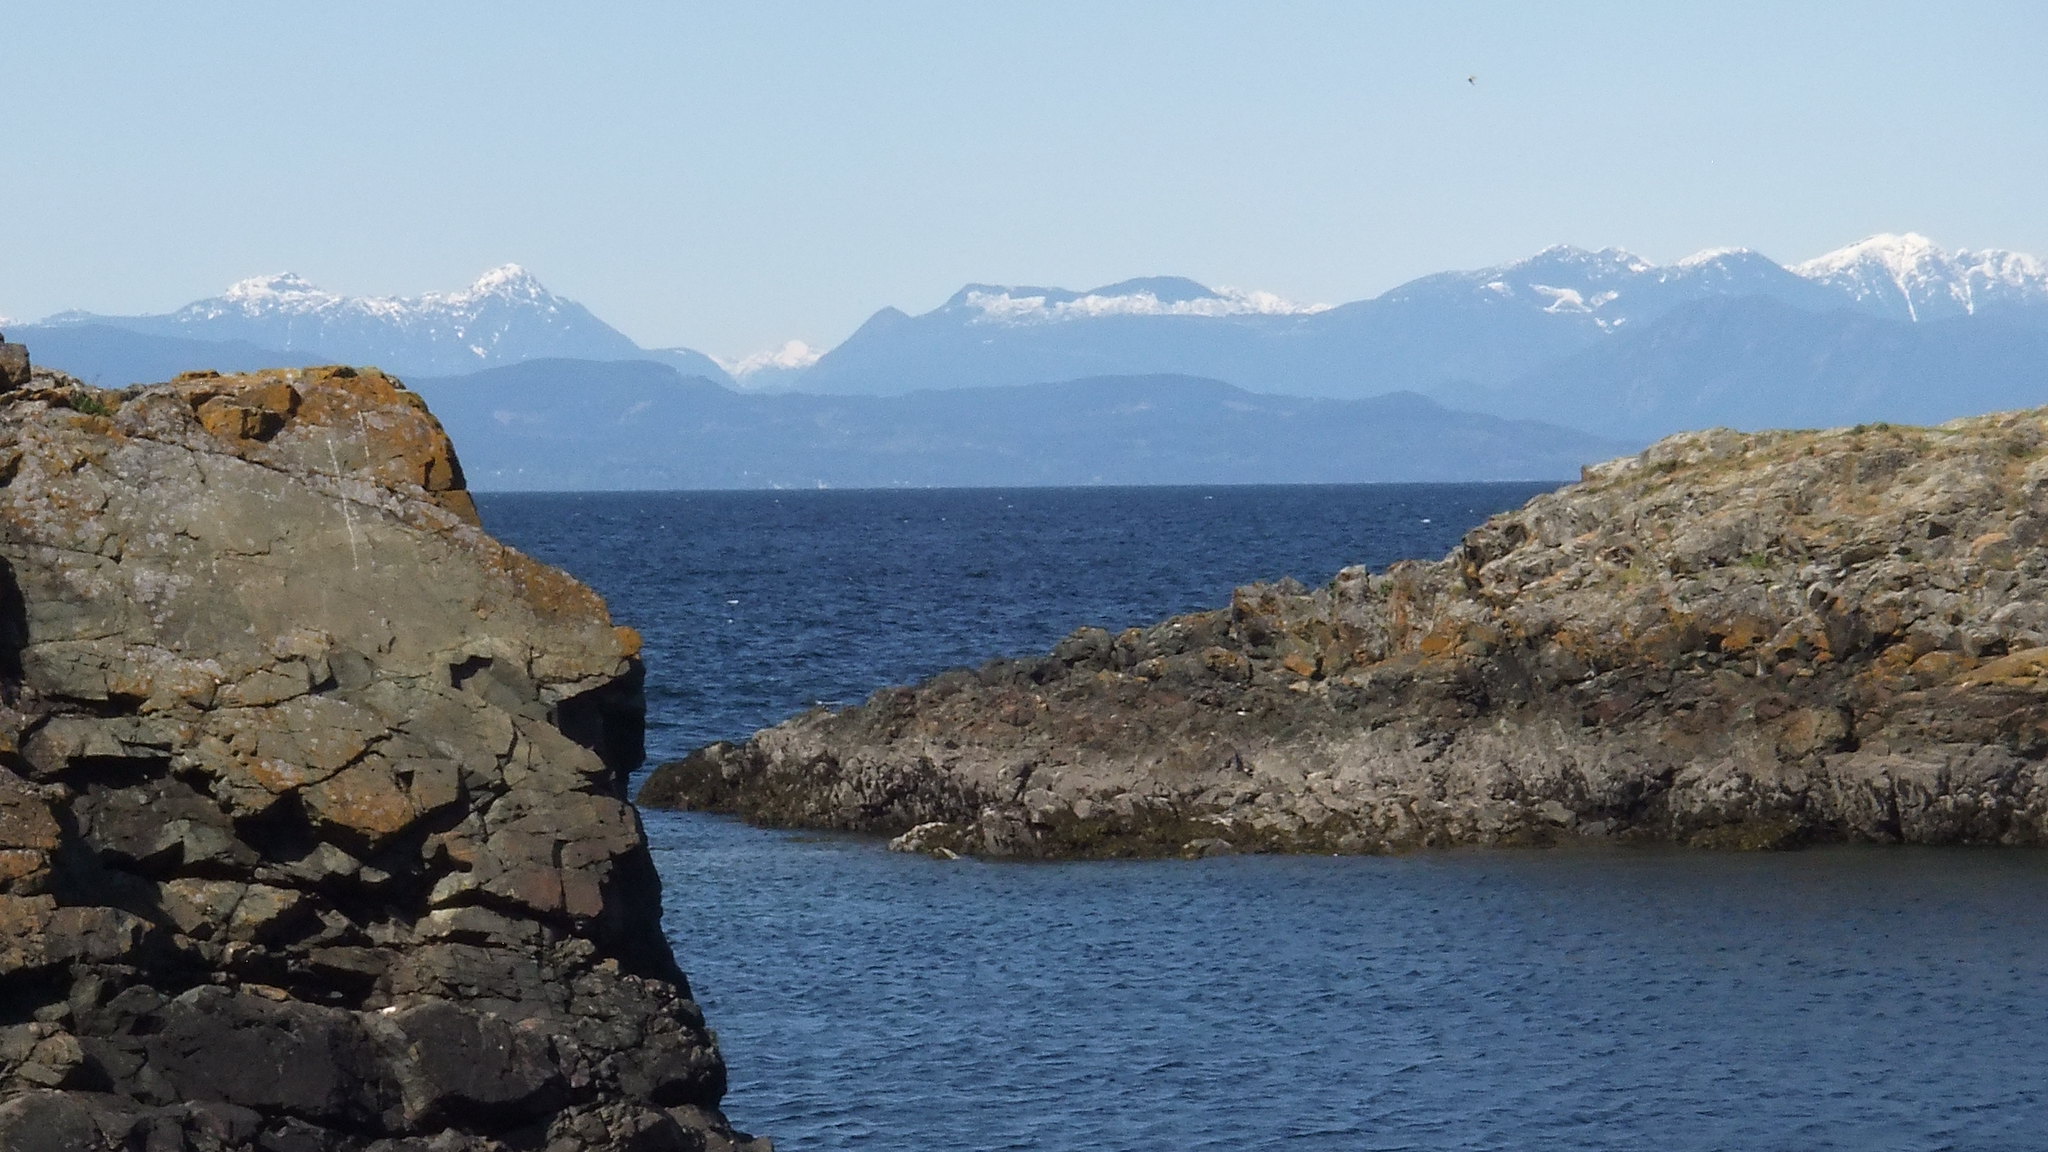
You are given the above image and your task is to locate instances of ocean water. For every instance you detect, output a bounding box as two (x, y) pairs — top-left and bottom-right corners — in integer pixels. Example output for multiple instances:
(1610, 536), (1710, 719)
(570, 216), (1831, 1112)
(477, 486), (2048, 1151)
(476, 484), (1551, 764)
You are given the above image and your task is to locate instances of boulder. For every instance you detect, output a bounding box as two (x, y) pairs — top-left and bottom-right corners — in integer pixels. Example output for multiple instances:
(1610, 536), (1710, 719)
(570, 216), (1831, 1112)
(0, 357), (767, 1149)
(0, 337), (27, 392)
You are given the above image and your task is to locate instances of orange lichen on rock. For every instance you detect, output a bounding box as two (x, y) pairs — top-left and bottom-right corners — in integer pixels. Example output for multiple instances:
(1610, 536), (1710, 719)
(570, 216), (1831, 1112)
(291, 366), (467, 491)
(155, 365), (480, 525)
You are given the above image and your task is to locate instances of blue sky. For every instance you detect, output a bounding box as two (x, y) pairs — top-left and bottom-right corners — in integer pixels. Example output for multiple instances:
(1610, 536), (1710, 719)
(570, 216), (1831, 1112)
(4, 2), (2044, 357)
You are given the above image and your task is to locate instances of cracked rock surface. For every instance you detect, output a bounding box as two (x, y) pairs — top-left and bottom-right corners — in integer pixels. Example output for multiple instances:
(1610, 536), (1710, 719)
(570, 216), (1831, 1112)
(645, 411), (2048, 860)
(0, 363), (764, 1150)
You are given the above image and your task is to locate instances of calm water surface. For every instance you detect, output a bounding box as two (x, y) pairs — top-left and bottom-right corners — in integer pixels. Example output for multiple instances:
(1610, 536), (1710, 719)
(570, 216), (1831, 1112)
(478, 486), (2048, 1151)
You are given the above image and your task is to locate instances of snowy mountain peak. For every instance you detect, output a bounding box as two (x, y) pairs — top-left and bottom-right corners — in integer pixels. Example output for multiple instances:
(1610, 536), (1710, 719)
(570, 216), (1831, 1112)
(1455, 246), (1657, 298)
(721, 339), (823, 379)
(462, 263), (548, 299)
(1792, 232), (1945, 287)
(223, 272), (334, 304)
(1676, 246), (1761, 268)
(212, 265), (561, 317)
(1085, 276), (1219, 305)
(1792, 233), (2048, 322)
(72, 264), (651, 376)
(1413, 245), (1672, 329)
(1521, 245), (1654, 275)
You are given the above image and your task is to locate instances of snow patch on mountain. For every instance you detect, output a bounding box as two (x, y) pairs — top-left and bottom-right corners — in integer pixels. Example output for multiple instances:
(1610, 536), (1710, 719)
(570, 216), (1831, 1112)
(957, 279), (1329, 326)
(1676, 246), (1757, 268)
(1532, 286), (1620, 315)
(721, 340), (824, 379)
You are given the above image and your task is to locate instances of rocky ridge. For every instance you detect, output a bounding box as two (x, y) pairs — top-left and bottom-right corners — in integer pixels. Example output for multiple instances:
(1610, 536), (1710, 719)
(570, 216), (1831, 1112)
(644, 408), (2048, 859)
(0, 339), (762, 1149)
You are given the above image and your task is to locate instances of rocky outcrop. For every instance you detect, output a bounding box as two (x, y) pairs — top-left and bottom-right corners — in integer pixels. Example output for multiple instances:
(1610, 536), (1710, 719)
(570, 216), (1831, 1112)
(644, 410), (2048, 859)
(0, 332), (31, 392)
(0, 362), (763, 1149)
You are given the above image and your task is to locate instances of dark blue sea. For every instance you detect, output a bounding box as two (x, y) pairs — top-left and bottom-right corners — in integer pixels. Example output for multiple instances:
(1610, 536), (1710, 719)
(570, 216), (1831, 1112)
(478, 485), (2048, 1151)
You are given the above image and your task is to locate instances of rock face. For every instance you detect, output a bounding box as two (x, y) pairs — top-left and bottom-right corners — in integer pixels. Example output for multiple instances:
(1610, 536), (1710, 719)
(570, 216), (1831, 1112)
(0, 332), (31, 392)
(0, 363), (762, 1149)
(644, 410), (2048, 859)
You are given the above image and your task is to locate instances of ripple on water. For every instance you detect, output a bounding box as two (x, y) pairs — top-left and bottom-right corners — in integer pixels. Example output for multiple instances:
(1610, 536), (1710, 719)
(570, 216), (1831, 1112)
(652, 818), (2048, 1151)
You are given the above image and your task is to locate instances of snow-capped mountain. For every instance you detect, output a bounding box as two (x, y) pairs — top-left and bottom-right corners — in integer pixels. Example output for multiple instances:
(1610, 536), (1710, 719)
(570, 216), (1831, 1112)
(22, 233), (2048, 463)
(790, 235), (2048, 399)
(1792, 232), (2048, 323)
(718, 340), (825, 392)
(794, 275), (1346, 396)
(790, 248), (1806, 397)
(38, 265), (717, 380)
(1377, 243), (1847, 333)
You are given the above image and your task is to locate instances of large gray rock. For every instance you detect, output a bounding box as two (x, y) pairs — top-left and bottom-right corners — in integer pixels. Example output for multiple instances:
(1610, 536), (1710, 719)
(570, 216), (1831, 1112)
(644, 411), (2048, 860)
(0, 362), (765, 1149)
(0, 335), (29, 391)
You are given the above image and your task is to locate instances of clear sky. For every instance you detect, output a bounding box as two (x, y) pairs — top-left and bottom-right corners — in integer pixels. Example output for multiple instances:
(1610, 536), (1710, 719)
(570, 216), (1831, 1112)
(4, 2), (2045, 358)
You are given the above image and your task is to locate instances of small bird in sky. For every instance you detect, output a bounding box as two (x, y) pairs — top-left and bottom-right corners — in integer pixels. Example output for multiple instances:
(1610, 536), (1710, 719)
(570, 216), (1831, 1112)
(1467, 74), (1477, 85)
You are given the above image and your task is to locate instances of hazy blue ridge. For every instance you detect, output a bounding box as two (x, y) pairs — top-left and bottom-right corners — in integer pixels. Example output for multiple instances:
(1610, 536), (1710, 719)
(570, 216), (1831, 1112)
(26, 321), (740, 392)
(407, 360), (1628, 491)
(645, 346), (739, 386)
(1434, 295), (2048, 442)
(16, 323), (328, 386)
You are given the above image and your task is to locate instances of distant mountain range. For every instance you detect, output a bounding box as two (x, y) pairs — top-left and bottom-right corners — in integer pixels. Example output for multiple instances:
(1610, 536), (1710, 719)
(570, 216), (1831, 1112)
(26, 265), (732, 383)
(14, 232), (2048, 486)
(405, 360), (1626, 490)
(793, 235), (2048, 411)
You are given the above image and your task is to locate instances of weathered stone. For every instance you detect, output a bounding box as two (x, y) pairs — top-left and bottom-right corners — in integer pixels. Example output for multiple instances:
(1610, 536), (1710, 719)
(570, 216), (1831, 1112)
(0, 342), (29, 393)
(145, 989), (379, 1120)
(379, 1001), (564, 1127)
(301, 758), (419, 844)
(75, 775), (252, 874)
(158, 879), (309, 944)
(0, 1089), (130, 1152)
(0, 895), (56, 975)
(0, 771), (60, 852)
(0, 356), (760, 1148)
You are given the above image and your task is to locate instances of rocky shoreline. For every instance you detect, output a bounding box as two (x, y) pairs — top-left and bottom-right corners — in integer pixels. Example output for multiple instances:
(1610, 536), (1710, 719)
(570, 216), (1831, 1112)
(643, 410), (2048, 860)
(0, 338), (763, 1149)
